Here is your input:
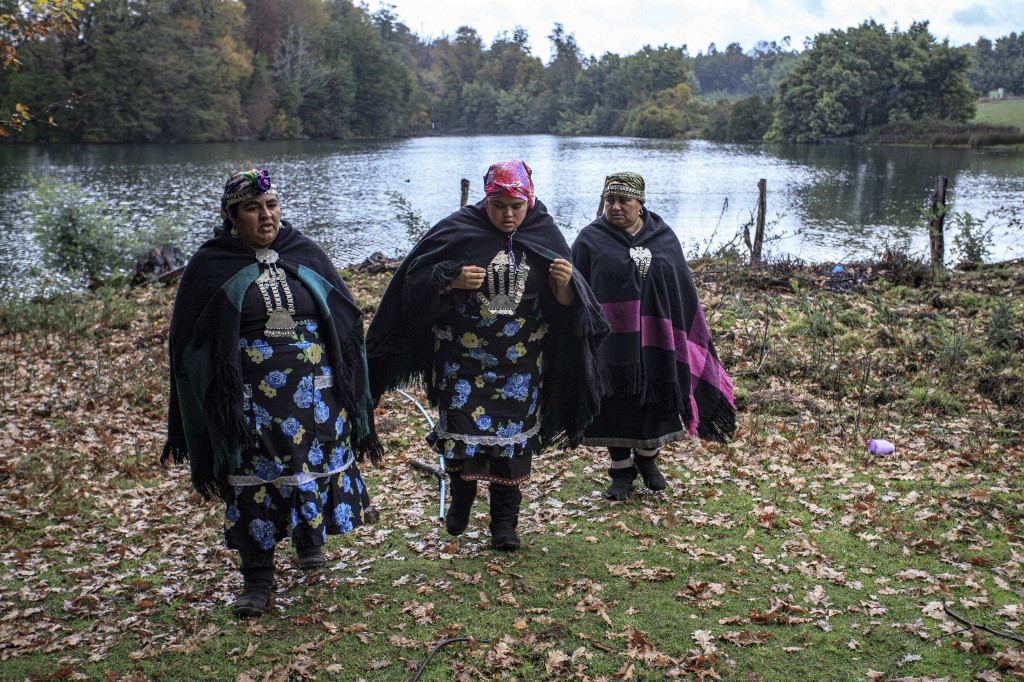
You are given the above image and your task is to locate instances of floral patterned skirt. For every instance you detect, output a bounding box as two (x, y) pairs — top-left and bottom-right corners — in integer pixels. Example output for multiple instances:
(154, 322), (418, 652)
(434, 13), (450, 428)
(224, 319), (371, 553)
(425, 295), (546, 485)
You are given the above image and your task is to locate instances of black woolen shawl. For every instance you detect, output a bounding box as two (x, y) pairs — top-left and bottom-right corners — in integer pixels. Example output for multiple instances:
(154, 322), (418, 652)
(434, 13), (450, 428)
(571, 211), (736, 444)
(162, 221), (381, 501)
(366, 199), (610, 449)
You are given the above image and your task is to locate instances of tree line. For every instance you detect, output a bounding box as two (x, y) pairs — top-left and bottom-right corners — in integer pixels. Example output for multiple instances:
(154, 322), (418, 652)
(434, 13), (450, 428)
(0, 0), (1020, 144)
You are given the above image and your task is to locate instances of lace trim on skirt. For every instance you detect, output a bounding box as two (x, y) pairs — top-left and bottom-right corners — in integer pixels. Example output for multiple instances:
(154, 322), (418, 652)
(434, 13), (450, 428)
(228, 452), (354, 488)
(431, 418), (541, 447)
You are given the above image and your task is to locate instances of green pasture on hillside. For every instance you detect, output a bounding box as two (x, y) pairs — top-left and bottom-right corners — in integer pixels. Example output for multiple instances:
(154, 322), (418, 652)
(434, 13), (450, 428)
(973, 97), (1024, 131)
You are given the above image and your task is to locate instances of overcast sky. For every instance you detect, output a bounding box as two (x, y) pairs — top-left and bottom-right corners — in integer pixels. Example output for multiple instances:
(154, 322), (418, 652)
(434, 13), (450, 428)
(383, 0), (1022, 58)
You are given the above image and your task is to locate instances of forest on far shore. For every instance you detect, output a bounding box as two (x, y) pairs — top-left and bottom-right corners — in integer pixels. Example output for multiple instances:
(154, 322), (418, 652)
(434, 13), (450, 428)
(1, 0), (1023, 144)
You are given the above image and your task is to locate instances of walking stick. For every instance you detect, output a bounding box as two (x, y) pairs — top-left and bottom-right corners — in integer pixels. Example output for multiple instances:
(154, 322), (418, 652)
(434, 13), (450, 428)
(396, 390), (447, 520)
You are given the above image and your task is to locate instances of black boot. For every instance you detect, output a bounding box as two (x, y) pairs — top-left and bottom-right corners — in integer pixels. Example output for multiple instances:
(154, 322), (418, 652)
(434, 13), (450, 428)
(295, 543), (325, 571)
(605, 447), (637, 500)
(445, 472), (478, 536)
(634, 452), (667, 491)
(232, 548), (275, 618)
(605, 465), (638, 500)
(489, 483), (522, 551)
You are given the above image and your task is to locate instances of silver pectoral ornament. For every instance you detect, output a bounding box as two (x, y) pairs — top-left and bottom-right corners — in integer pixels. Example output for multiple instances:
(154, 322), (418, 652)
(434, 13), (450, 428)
(476, 250), (529, 315)
(629, 246), (652, 279)
(255, 248), (279, 265)
(255, 247), (298, 336)
(265, 309), (297, 337)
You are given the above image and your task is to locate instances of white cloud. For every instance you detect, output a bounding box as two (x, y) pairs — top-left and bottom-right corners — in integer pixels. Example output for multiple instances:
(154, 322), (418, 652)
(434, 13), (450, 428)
(384, 0), (1019, 58)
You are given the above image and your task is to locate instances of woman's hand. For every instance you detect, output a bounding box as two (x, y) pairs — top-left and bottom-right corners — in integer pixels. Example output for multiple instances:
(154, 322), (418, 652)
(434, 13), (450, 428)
(549, 258), (576, 305)
(450, 265), (486, 290)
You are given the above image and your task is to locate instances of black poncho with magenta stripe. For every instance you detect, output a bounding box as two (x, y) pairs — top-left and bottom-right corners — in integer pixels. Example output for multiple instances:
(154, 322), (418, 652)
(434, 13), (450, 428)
(571, 210), (736, 445)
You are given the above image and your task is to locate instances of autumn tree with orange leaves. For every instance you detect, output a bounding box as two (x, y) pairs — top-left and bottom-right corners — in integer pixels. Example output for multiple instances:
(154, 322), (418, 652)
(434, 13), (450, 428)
(0, 0), (85, 136)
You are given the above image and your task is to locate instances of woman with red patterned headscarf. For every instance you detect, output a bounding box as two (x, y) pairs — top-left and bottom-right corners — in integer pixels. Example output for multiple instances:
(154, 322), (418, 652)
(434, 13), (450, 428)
(367, 160), (609, 550)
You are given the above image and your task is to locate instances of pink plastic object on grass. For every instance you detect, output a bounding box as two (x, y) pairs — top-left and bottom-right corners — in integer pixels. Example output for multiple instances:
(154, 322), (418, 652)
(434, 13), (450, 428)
(867, 439), (895, 455)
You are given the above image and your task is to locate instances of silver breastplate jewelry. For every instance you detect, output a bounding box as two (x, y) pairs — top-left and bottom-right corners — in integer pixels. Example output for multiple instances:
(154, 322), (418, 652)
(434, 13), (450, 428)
(255, 247), (297, 337)
(476, 248), (529, 316)
(630, 246), (653, 280)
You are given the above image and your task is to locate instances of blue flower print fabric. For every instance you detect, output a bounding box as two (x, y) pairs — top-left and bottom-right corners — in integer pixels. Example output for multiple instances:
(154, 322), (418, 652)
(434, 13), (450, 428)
(225, 320), (370, 552)
(427, 263), (547, 461)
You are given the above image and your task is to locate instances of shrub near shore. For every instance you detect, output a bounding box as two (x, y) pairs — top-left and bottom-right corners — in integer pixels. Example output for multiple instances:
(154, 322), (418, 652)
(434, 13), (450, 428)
(850, 97), (1024, 148)
(0, 256), (1022, 681)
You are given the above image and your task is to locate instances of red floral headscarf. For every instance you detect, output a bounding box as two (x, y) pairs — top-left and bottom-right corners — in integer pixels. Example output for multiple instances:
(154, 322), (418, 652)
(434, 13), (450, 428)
(483, 160), (535, 208)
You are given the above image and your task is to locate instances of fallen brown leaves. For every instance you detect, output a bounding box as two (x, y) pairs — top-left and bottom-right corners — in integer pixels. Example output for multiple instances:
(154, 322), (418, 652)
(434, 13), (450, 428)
(1, 265), (1023, 680)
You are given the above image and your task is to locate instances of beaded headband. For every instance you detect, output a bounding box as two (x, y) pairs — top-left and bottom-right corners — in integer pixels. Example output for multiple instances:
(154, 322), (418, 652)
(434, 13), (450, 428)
(220, 168), (276, 219)
(602, 171), (646, 203)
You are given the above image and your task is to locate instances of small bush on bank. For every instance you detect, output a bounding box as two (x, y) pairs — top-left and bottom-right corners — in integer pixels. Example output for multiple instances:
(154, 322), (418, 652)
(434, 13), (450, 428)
(951, 210), (995, 269)
(24, 176), (144, 290)
(23, 176), (193, 294)
(385, 190), (431, 246)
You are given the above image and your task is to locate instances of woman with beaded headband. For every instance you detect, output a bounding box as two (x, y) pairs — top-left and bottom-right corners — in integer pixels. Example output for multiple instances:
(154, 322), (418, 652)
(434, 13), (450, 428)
(163, 168), (381, 617)
(571, 172), (736, 500)
(367, 160), (608, 550)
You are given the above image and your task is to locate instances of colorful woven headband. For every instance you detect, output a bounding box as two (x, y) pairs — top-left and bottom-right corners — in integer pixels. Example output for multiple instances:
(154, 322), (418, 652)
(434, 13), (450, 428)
(221, 168), (276, 218)
(602, 171), (646, 203)
(483, 160), (535, 208)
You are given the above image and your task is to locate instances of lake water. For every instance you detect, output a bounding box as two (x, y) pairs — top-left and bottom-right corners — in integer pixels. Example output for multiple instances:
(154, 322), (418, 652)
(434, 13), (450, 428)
(2, 135), (1022, 291)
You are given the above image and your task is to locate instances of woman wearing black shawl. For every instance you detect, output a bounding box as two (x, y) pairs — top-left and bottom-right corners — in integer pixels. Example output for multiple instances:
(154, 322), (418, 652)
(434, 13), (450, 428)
(163, 169), (381, 617)
(571, 172), (736, 500)
(366, 160), (608, 550)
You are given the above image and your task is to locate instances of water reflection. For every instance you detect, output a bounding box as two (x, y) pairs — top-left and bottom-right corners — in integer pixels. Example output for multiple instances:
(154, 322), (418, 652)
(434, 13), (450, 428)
(1, 135), (1022, 295)
(764, 143), (1024, 259)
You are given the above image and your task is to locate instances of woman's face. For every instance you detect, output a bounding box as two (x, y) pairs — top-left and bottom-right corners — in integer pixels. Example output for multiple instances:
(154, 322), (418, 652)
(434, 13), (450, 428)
(603, 194), (643, 231)
(233, 195), (281, 249)
(485, 196), (528, 233)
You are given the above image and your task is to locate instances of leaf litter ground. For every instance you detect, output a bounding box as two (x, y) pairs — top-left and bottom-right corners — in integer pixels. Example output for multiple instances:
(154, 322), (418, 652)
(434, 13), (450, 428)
(0, 261), (1022, 681)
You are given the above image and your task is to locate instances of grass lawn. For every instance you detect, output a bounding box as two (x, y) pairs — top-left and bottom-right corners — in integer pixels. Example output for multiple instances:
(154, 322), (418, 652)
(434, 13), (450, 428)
(1, 256), (1022, 681)
(973, 98), (1024, 132)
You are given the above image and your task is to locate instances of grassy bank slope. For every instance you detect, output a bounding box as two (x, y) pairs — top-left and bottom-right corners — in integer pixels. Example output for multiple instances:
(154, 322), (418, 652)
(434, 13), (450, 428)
(1, 257), (1022, 681)
(974, 98), (1024, 132)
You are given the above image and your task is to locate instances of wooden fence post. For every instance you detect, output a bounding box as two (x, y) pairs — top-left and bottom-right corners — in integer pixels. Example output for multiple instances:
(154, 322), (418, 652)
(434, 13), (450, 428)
(751, 178), (766, 265)
(460, 178), (470, 207)
(929, 176), (948, 272)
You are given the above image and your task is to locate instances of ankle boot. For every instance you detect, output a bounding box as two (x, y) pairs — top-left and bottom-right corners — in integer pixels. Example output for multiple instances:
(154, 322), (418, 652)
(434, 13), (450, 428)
(232, 549), (275, 618)
(605, 447), (636, 501)
(605, 465), (638, 500)
(634, 453), (667, 491)
(445, 472), (478, 536)
(295, 543), (325, 570)
(488, 483), (522, 551)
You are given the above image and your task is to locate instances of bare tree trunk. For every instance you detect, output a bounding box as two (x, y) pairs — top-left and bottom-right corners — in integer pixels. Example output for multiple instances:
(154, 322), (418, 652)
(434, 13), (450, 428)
(460, 178), (470, 207)
(929, 176), (948, 273)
